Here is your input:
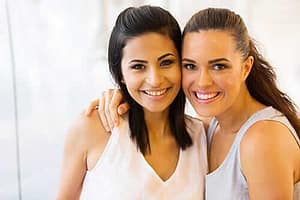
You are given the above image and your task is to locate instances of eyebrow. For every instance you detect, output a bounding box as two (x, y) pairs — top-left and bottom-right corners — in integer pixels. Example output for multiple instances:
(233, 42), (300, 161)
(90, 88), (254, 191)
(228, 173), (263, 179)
(129, 59), (147, 64)
(128, 53), (175, 64)
(158, 53), (175, 61)
(182, 58), (230, 64)
(182, 58), (196, 63)
(208, 58), (230, 64)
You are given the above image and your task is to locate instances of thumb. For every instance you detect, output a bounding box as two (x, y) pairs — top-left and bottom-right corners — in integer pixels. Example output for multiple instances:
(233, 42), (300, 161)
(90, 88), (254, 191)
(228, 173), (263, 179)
(117, 103), (130, 115)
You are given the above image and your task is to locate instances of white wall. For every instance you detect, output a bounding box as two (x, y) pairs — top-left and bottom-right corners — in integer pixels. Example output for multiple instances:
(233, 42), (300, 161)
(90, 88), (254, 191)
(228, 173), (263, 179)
(1, 0), (299, 199)
(0, 1), (19, 199)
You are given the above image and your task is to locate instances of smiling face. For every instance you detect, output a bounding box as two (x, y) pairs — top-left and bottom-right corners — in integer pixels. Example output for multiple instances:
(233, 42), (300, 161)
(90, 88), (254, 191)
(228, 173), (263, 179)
(121, 32), (181, 113)
(181, 30), (253, 117)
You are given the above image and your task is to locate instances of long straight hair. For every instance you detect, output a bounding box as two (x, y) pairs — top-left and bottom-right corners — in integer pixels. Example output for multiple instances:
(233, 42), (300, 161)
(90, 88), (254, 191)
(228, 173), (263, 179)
(108, 6), (192, 154)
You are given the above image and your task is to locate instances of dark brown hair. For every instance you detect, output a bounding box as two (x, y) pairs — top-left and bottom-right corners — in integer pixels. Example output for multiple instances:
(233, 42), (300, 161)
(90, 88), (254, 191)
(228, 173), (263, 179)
(108, 5), (192, 154)
(183, 8), (300, 137)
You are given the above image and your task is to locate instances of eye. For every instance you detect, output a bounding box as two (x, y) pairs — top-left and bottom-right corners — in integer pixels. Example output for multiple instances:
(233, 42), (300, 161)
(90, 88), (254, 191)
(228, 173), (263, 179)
(182, 63), (196, 70)
(130, 64), (145, 70)
(212, 63), (227, 70)
(160, 59), (175, 67)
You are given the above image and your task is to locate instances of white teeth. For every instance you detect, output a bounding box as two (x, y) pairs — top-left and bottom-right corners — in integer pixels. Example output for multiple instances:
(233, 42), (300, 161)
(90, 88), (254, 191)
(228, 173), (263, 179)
(144, 89), (167, 96)
(195, 92), (218, 100)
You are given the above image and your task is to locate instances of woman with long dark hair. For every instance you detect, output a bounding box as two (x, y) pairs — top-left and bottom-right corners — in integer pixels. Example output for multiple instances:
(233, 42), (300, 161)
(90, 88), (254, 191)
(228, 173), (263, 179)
(56, 6), (207, 199)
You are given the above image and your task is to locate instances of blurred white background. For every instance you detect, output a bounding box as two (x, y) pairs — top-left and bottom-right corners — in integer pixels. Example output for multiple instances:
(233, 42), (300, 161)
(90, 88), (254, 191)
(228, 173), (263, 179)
(0, 0), (299, 199)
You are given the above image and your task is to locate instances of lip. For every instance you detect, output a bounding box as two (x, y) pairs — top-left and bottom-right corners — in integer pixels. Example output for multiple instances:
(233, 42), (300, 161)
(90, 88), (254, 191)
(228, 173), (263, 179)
(192, 90), (220, 104)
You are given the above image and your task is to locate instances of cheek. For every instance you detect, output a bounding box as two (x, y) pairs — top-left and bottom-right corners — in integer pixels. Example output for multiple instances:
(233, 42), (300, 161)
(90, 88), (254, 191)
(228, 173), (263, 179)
(174, 71), (182, 86)
(216, 75), (231, 85)
(122, 67), (138, 83)
(216, 74), (242, 95)
(122, 73), (140, 94)
(181, 77), (188, 92)
(124, 80), (141, 104)
(124, 78), (138, 90)
(168, 67), (182, 87)
(181, 70), (195, 91)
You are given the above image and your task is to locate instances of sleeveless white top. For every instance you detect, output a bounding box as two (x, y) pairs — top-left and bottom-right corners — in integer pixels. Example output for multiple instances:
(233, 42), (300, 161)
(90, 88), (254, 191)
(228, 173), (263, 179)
(206, 106), (300, 200)
(80, 115), (208, 200)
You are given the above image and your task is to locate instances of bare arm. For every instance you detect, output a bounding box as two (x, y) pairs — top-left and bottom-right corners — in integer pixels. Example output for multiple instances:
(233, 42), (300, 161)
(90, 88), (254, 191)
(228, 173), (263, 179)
(56, 116), (88, 199)
(241, 121), (299, 200)
(56, 111), (110, 199)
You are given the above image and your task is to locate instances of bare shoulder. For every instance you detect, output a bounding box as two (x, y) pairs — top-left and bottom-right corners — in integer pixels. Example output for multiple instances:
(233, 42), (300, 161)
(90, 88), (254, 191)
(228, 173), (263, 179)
(241, 120), (296, 152)
(56, 110), (109, 199)
(240, 120), (299, 182)
(65, 109), (109, 157)
(239, 119), (300, 197)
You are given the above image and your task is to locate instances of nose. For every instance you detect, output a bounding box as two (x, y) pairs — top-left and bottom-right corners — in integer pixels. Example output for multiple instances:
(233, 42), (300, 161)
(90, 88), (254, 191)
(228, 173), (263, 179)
(197, 68), (213, 88)
(146, 67), (164, 87)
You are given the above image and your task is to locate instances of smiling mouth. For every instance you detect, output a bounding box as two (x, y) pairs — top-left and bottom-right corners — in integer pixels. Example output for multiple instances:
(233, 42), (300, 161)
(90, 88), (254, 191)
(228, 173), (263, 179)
(143, 88), (169, 96)
(194, 92), (219, 100)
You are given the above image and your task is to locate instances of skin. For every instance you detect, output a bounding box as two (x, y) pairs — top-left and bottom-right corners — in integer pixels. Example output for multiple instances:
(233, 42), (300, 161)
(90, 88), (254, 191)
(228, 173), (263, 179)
(120, 32), (182, 180)
(181, 31), (259, 172)
(182, 30), (300, 199)
(121, 33), (181, 114)
(89, 30), (300, 199)
(56, 32), (182, 199)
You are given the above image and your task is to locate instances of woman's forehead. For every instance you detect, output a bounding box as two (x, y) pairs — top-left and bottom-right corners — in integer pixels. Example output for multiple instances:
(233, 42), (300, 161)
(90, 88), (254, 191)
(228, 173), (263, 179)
(182, 31), (237, 57)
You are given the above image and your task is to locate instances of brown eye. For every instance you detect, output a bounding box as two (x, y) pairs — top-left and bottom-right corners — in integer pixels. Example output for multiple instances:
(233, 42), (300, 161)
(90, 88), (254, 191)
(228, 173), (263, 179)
(182, 63), (196, 70)
(130, 64), (145, 70)
(160, 59), (174, 67)
(212, 63), (226, 70)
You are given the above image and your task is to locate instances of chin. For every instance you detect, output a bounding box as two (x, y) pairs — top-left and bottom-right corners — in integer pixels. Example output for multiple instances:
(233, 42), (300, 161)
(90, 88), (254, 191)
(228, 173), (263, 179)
(144, 106), (169, 113)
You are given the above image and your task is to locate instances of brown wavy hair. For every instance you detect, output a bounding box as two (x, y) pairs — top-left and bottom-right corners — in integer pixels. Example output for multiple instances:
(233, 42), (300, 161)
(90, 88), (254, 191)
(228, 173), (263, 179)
(183, 8), (300, 137)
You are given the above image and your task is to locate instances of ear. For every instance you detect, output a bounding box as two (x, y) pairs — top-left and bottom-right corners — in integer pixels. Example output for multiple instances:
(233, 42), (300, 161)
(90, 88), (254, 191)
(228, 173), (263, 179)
(242, 56), (254, 81)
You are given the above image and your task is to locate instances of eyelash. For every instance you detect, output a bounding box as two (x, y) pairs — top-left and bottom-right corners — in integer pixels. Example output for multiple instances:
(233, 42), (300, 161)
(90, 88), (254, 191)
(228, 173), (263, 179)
(182, 63), (196, 70)
(130, 59), (175, 70)
(160, 59), (175, 67)
(130, 64), (145, 70)
(212, 63), (227, 70)
(182, 63), (228, 71)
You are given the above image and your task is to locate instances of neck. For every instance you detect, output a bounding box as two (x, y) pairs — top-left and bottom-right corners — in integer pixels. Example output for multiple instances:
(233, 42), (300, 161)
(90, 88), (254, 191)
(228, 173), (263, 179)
(144, 109), (171, 139)
(216, 90), (265, 134)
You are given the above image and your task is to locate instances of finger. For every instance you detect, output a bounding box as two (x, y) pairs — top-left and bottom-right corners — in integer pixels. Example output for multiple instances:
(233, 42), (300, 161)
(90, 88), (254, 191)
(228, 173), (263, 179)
(98, 91), (110, 132)
(104, 89), (115, 129)
(111, 89), (124, 126)
(117, 102), (130, 115)
(85, 98), (99, 116)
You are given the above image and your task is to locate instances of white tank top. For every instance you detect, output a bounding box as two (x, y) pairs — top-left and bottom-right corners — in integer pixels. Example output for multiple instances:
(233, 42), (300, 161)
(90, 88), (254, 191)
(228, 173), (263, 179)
(80, 115), (208, 200)
(206, 106), (300, 200)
